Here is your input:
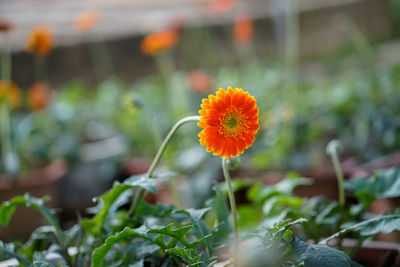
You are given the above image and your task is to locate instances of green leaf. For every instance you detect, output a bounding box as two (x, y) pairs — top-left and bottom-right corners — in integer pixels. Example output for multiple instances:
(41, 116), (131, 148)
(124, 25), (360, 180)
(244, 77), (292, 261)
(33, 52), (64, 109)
(262, 218), (307, 248)
(33, 261), (54, 267)
(164, 247), (203, 266)
(0, 194), (63, 243)
(320, 214), (400, 244)
(345, 168), (400, 205)
(124, 174), (157, 193)
(91, 227), (151, 267)
(248, 176), (311, 204)
(83, 174), (156, 235)
(206, 185), (231, 242)
(91, 224), (211, 267)
(290, 237), (352, 267)
(0, 194), (57, 228)
(0, 241), (30, 266)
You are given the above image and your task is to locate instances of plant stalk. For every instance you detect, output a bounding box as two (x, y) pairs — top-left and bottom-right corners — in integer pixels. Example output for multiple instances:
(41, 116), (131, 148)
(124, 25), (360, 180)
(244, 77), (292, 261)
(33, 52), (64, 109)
(128, 115), (201, 215)
(331, 149), (345, 206)
(326, 140), (345, 206)
(222, 157), (239, 264)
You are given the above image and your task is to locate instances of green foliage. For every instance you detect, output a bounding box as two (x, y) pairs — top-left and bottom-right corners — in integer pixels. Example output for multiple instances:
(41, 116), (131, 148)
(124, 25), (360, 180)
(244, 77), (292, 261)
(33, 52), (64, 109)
(91, 224), (211, 267)
(345, 167), (400, 206)
(321, 214), (400, 244)
(82, 174), (156, 236)
(289, 237), (352, 267)
(0, 193), (56, 228)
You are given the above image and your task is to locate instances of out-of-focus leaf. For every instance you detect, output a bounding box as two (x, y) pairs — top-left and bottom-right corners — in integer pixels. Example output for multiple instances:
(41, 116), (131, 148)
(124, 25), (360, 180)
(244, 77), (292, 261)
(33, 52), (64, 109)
(0, 241), (30, 266)
(0, 194), (56, 228)
(248, 176), (312, 204)
(0, 194), (63, 242)
(262, 195), (305, 216)
(320, 214), (400, 244)
(237, 205), (262, 229)
(345, 168), (400, 205)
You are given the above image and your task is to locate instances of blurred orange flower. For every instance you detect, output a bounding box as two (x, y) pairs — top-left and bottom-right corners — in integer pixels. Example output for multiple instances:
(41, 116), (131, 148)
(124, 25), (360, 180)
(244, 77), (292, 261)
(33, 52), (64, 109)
(140, 30), (178, 56)
(209, 0), (237, 15)
(28, 82), (51, 111)
(198, 87), (259, 158)
(188, 70), (214, 94)
(0, 81), (22, 109)
(233, 13), (254, 46)
(74, 10), (100, 32)
(0, 17), (14, 33)
(25, 24), (53, 57)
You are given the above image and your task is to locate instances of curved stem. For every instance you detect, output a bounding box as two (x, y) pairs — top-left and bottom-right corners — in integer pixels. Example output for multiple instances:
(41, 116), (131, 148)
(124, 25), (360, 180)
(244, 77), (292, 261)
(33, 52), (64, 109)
(331, 150), (345, 206)
(326, 140), (345, 206)
(222, 158), (239, 264)
(128, 115), (201, 216)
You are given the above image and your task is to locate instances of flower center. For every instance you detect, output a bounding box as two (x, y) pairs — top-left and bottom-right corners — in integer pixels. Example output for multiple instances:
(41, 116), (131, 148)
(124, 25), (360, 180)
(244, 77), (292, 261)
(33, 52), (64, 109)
(219, 111), (245, 138)
(226, 117), (237, 128)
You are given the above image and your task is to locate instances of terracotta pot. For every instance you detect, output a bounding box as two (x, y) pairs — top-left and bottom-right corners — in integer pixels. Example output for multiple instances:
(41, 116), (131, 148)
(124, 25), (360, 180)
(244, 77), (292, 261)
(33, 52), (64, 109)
(0, 160), (67, 241)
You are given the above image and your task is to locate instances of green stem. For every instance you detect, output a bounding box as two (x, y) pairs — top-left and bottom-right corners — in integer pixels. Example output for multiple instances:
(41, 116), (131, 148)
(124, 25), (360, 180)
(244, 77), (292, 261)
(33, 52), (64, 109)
(222, 158), (239, 264)
(0, 102), (18, 179)
(34, 56), (47, 81)
(1, 48), (12, 81)
(128, 115), (201, 215)
(329, 148), (345, 206)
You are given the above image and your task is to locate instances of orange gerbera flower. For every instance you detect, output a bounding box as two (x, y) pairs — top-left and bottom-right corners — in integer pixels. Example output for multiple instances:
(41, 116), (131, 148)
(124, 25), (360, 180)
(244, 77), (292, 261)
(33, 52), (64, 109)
(25, 24), (53, 57)
(198, 87), (259, 158)
(0, 80), (22, 109)
(233, 13), (254, 46)
(28, 82), (51, 111)
(140, 30), (178, 56)
(74, 10), (100, 32)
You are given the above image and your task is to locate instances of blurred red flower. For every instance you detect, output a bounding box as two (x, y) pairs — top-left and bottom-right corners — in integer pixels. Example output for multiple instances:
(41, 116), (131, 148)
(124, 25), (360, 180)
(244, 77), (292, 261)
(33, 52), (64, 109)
(28, 82), (51, 111)
(25, 25), (53, 57)
(74, 10), (100, 33)
(209, 0), (237, 15)
(233, 13), (254, 46)
(188, 70), (214, 94)
(140, 30), (178, 56)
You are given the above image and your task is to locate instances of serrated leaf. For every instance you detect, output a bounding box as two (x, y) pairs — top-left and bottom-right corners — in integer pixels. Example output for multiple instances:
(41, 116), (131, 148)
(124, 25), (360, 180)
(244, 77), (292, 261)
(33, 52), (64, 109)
(164, 247), (203, 266)
(261, 218), (307, 250)
(320, 214), (400, 244)
(175, 208), (213, 257)
(91, 223), (210, 267)
(345, 168), (400, 205)
(91, 227), (152, 267)
(84, 174), (156, 235)
(290, 237), (352, 267)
